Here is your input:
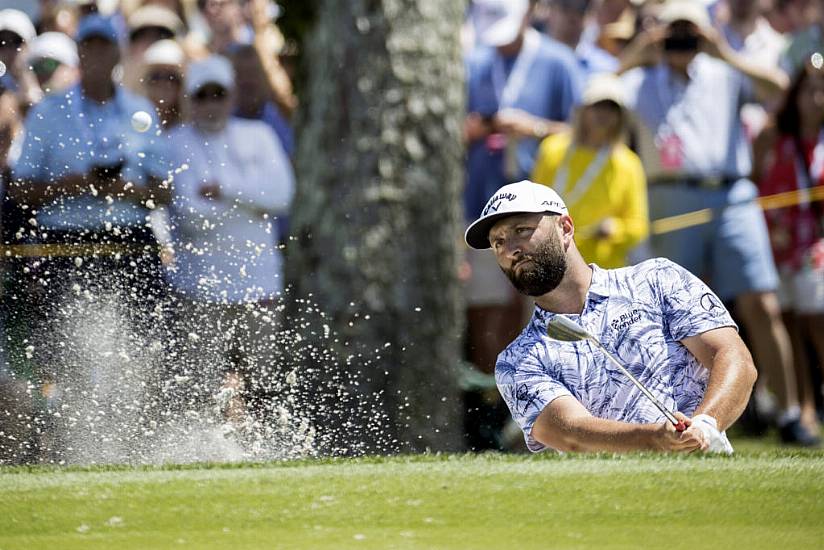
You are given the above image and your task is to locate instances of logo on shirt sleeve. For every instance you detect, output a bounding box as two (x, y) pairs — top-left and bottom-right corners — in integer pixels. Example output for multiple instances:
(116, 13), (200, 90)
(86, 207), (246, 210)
(514, 383), (541, 415)
(699, 293), (723, 314)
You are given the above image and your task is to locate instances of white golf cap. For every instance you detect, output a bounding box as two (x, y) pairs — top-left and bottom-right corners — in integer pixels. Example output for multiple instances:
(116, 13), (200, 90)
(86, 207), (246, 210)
(127, 5), (184, 37)
(581, 72), (625, 108)
(185, 54), (234, 94)
(0, 8), (35, 43)
(658, 0), (711, 30)
(143, 38), (185, 67)
(471, 0), (529, 47)
(465, 180), (568, 250)
(27, 32), (79, 68)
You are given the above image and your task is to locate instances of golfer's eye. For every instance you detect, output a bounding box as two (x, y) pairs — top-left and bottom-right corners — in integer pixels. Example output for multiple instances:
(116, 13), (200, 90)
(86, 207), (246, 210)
(515, 226), (532, 236)
(491, 238), (504, 251)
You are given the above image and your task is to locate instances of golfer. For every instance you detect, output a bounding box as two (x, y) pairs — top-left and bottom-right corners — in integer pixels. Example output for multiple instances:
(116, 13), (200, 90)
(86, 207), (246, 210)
(465, 180), (757, 453)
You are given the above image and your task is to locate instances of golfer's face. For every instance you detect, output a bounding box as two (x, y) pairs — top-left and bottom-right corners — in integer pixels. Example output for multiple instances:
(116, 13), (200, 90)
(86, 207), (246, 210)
(489, 213), (549, 270)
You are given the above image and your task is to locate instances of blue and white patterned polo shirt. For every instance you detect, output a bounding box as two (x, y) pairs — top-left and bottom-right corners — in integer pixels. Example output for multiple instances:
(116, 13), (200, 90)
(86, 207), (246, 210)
(496, 258), (736, 452)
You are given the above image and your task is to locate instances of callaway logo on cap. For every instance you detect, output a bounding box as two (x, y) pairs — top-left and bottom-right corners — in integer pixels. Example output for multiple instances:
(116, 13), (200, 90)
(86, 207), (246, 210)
(464, 180), (568, 250)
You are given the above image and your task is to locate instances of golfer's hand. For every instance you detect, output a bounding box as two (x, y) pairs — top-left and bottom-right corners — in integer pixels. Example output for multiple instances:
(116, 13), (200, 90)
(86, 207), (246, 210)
(652, 412), (707, 453)
(691, 414), (734, 454)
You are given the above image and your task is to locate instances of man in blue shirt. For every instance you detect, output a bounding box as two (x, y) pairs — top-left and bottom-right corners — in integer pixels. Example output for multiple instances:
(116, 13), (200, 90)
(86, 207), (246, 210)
(10, 15), (168, 233)
(619, 0), (817, 445)
(465, 180), (758, 453)
(463, 0), (582, 392)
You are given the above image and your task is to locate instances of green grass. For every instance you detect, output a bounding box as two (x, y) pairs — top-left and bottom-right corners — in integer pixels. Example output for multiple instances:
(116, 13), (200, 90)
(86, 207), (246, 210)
(1, 451), (823, 549)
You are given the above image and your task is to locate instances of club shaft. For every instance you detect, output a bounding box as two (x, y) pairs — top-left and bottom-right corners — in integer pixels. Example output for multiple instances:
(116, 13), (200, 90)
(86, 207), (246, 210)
(589, 338), (680, 427)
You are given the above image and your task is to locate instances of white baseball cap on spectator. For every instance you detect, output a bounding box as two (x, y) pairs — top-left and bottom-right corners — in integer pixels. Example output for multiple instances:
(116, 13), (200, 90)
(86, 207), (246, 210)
(143, 38), (185, 67)
(581, 73), (626, 108)
(128, 5), (185, 39)
(185, 54), (234, 95)
(658, 0), (711, 30)
(27, 32), (79, 68)
(471, 0), (530, 47)
(0, 8), (35, 43)
(465, 180), (568, 250)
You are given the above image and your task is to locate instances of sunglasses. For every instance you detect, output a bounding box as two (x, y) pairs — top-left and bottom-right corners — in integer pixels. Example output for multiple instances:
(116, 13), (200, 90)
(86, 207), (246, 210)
(0, 33), (23, 49)
(193, 87), (228, 102)
(31, 58), (61, 76)
(147, 71), (182, 85)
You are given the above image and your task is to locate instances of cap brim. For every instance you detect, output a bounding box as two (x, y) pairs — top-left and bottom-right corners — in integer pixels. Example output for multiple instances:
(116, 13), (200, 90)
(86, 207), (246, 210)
(466, 211), (520, 250)
(477, 17), (522, 47)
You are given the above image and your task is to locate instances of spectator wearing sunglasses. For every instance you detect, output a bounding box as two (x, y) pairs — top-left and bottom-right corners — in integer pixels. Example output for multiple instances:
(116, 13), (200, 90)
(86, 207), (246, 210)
(163, 55), (294, 426)
(26, 32), (79, 95)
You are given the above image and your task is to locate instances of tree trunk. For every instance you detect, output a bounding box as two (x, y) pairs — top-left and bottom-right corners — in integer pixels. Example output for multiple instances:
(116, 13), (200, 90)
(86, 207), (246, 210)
(286, 0), (466, 453)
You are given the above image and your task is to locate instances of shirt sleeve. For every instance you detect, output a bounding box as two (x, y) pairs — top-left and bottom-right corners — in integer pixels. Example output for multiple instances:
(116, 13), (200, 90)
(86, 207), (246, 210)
(650, 258), (737, 341)
(496, 344), (573, 452)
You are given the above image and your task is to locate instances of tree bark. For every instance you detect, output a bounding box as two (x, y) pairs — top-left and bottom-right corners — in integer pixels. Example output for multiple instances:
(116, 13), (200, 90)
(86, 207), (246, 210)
(286, 0), (466, 453)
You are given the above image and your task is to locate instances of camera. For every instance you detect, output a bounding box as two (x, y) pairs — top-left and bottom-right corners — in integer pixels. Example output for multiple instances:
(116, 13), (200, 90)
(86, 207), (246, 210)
(664, 22), (700, 52)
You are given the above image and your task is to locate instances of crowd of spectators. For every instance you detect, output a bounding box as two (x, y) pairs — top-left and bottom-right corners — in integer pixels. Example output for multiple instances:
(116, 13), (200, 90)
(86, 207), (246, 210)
(0, 0), (821, 462)
(0, 0), (296, 462)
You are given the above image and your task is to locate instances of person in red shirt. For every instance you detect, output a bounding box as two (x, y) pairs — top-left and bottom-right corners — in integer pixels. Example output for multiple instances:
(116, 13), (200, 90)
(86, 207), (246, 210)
(754, 59), (824, 443)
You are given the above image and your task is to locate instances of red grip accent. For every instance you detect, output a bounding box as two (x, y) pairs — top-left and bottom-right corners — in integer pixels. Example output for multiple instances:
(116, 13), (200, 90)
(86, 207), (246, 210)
(675, 420), (687, 432)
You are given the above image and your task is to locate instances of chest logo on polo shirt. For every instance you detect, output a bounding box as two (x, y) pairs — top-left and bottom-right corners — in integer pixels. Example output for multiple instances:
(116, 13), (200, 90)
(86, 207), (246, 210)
(610, 308), (642, 332)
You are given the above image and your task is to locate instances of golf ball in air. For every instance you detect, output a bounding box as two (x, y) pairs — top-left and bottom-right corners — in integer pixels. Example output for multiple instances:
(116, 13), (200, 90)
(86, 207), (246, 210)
(131, 110), (153, 133)
(0, 61), (5, 77)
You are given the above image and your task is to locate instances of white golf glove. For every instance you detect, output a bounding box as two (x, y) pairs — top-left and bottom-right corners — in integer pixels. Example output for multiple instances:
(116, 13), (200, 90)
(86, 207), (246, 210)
(691, 414), (734, 455)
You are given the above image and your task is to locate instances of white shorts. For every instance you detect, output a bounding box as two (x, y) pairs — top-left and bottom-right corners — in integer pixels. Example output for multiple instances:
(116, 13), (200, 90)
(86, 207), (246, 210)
(776, 266), (824, 314)
(464, 247), (513, 307)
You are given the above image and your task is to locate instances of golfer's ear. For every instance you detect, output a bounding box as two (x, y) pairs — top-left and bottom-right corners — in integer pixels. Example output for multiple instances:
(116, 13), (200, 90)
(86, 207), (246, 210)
(559, 214), (574, 241)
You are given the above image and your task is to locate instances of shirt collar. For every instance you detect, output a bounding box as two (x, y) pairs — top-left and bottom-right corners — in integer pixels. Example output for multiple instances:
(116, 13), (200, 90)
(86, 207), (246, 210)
(588, 263), (610, 299)
(531, 264), (610, 324)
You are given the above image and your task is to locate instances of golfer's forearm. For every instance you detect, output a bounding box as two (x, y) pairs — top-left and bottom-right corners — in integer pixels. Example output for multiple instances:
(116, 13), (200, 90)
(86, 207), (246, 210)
(693, 344), (757, 431)
(533, 416), (657, 453)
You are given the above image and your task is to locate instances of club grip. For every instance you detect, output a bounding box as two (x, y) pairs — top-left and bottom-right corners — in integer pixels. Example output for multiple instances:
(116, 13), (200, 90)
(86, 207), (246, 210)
(674, 419), (687, 432)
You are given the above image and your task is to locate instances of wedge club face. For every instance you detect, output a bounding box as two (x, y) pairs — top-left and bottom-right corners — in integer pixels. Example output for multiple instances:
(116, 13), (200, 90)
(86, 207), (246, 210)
(546, 316), (592, 342)
(545, 316), (686, 432)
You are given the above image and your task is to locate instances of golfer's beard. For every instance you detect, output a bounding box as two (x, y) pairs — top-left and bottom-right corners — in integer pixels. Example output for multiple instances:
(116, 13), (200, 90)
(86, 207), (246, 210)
(503, 237), (567, 297)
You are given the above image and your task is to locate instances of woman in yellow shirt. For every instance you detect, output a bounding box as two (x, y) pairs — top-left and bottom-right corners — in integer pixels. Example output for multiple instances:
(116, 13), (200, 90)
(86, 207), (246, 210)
(532, 73), (648, 268)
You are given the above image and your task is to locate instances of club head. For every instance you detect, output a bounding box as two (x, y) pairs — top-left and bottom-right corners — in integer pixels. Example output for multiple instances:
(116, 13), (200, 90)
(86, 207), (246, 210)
(546, 316), (591, 342)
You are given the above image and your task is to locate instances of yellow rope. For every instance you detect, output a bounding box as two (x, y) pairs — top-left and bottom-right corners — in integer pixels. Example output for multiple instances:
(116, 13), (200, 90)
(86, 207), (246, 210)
(0, 243), (159, 258)
(650, 185), (824, 235)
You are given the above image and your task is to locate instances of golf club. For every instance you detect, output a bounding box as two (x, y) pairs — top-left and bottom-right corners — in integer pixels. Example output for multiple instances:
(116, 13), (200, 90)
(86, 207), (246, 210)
(546, 316), (686, 432)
